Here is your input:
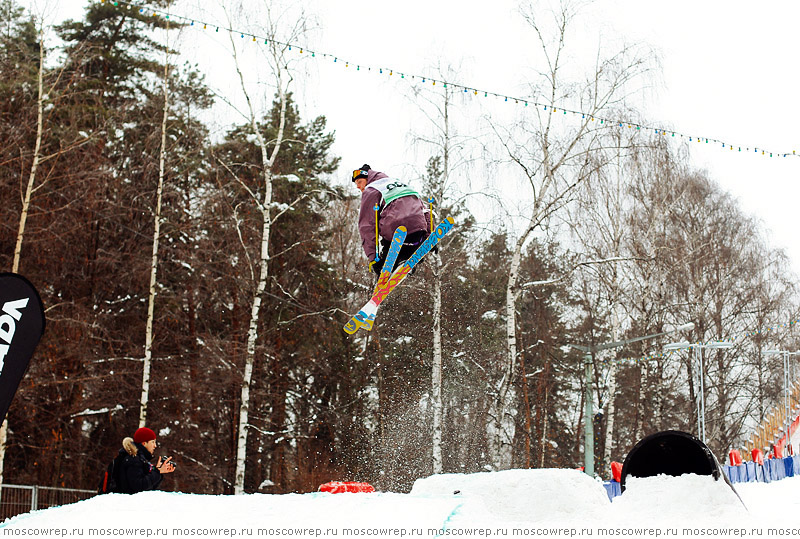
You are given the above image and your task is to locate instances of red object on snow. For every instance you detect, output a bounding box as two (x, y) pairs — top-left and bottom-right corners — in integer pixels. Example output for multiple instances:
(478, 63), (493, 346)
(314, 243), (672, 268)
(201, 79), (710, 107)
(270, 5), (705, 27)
(610, 461), (622, 483)
(751, 448), (764, 466)
(318, 481), (375, 494)
(728, 449), (742, 466)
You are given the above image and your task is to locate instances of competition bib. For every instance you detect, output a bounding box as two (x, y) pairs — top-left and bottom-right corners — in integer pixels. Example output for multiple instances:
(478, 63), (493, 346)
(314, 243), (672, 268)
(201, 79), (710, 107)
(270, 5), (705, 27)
(367, 177), (420, 205)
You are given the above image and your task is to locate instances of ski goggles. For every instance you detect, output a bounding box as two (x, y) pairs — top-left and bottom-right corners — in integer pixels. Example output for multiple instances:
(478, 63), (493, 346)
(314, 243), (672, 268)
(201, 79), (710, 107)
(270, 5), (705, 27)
(352, 169), (369, 182)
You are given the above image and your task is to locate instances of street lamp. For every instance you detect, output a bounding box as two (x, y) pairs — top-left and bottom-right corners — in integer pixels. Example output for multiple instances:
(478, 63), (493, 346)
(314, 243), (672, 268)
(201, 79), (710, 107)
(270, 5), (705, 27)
(765, 349), (800, 442)
(664, 340), (735, 443)
(569, 322), (695, 477)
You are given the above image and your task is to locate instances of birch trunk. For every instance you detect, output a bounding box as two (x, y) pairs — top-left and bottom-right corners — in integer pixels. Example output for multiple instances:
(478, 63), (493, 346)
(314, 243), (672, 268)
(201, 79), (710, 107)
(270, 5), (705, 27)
(491, 224), (531, 468)
(431, 251), (444, 474)
(634, 362), (649, 442)
(140, 28), (171, 427)
(493, 152), (553, 466)
(602, 303), (622, 472)
(1, 27), (46, 487)
(601, 361), (617, 470)
(493, 10), (575, 456)
(232, 34), (289, 494)
(429, 89), (452, 475)
(11, 39), (44, 275)
(414, 80), (456, 475)
(539, 379), (549, 468)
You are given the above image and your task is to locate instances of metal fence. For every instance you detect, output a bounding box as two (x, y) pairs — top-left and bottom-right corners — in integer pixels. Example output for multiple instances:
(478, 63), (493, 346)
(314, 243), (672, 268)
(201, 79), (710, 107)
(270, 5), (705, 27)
(0, 484), (96, 521)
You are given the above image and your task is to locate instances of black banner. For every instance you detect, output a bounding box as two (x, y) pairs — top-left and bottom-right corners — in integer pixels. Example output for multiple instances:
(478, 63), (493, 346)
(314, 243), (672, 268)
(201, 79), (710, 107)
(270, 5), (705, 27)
(0, 273), (45, 420)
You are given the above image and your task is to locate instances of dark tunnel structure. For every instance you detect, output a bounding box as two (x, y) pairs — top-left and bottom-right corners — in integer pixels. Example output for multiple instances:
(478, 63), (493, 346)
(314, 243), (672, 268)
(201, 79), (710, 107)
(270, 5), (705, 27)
(620, 430), (737, 496)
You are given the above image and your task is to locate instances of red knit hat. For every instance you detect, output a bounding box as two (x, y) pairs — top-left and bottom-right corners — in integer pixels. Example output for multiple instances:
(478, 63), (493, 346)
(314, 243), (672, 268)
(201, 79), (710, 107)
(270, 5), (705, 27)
(133, 427), (156, 444)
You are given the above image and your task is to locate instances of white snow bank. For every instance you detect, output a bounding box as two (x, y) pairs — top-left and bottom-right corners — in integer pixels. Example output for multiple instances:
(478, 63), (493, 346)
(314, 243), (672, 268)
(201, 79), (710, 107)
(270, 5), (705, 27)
(611, 474), (746, 524)
(2, 490), (464, 531)
(411, 468), (610, 523)
(4, 470), (800, 529)
(735, 475), (800, 524)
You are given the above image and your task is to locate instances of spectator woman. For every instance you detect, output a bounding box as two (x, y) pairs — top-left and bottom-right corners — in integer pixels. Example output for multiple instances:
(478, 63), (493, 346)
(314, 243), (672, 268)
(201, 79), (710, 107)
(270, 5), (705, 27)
(118, 427), (175, 493)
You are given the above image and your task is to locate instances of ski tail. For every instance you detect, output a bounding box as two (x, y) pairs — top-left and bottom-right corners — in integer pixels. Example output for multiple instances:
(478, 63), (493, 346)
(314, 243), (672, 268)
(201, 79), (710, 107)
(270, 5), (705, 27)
(403, 216), (453, 271)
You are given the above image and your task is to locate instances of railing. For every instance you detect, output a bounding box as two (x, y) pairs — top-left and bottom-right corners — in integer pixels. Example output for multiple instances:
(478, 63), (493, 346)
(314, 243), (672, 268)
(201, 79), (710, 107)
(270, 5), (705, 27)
(0, 484), (96, 521)
(744, 380), (800, 457)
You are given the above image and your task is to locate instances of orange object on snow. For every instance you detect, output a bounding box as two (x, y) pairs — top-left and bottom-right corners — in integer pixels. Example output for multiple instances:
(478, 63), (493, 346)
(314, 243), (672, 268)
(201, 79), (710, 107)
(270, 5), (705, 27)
(751, 448), (764, 466)
(610, 461), (622, 483)
(318, 481), (375, 494)
(728, 449), (742, 466)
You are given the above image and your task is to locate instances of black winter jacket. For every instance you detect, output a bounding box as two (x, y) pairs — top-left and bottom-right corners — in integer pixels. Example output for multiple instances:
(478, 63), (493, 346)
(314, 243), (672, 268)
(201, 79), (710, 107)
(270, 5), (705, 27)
(117, 437), (163, 494)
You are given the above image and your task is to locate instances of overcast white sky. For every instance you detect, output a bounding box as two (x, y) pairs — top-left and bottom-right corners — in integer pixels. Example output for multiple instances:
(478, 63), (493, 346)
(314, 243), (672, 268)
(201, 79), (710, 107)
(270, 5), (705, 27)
(30, 0), (800, 272)
(306, 0), (800, 274)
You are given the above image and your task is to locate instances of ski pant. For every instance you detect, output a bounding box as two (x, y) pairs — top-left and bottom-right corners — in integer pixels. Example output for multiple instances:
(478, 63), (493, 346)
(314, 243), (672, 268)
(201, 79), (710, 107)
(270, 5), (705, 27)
(378, 230), (429, 273)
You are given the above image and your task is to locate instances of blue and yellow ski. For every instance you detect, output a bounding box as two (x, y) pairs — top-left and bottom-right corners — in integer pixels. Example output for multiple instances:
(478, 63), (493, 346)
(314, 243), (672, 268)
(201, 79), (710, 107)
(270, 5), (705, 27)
(343, 217), (454, 335)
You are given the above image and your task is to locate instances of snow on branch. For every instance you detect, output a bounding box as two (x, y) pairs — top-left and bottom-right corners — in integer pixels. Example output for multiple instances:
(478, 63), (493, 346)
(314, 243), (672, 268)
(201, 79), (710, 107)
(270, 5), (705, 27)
(71, 404), (124, 418)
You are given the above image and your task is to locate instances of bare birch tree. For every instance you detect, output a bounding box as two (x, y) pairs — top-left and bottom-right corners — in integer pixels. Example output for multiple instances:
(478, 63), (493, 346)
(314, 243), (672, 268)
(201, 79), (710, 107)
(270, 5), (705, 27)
(221, 1), (310, 494)
(487, 0), (654, 467)
(0, 19), (45, 488)
(618, 142), (800, 455)
(410, 68), (477, 473)
(139, 14), (173, 427)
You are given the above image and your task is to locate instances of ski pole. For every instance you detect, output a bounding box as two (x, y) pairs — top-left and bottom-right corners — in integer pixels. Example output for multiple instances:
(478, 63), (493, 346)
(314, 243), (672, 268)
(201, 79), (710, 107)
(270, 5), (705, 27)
(374, 204), (380, 261)
(428, 197), (435, 233)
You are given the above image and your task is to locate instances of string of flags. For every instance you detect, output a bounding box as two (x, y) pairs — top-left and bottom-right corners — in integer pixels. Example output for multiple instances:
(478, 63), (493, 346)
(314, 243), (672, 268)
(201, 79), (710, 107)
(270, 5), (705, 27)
(96, 0), (799, 354)
(601, 317), (800, 367)
(97, 0), (799, 160)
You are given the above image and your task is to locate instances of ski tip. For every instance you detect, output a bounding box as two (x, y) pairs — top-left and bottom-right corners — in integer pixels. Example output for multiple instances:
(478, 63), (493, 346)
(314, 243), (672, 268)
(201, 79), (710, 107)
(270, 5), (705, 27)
(343, 322), (359, 335)
(343, 308), (377, 335)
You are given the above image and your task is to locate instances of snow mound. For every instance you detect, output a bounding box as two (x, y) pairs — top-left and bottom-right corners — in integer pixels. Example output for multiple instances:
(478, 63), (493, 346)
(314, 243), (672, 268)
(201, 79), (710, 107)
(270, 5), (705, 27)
(411, 468), (610, 523)
(735, 475), (800, 523)
(611, 474), (746, 524)
(7, 470), (800, 528)
(2, 490), (465, 530)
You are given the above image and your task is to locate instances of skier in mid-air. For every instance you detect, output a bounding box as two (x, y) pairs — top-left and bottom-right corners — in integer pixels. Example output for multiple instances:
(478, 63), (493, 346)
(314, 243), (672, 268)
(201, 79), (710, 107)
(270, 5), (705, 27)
(352, 164), (430, 275)
(344, 165), (454, 334)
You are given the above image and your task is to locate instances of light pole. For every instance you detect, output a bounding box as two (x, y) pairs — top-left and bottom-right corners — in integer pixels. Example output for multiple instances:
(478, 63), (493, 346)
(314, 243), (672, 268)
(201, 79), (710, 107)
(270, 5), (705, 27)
(569, 322), (694, 477)
(664, 340), (735, 443)
(765, 349), (800, 441)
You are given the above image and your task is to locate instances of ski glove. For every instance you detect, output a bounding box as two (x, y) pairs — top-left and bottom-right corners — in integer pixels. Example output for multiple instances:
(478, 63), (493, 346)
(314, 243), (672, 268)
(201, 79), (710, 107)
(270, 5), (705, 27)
(369, 259), (382, 275)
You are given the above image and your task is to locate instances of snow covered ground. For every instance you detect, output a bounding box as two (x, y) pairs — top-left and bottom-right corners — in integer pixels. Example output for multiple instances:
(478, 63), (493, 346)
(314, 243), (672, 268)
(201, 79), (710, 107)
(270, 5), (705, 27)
(3, 469), (800, 536)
